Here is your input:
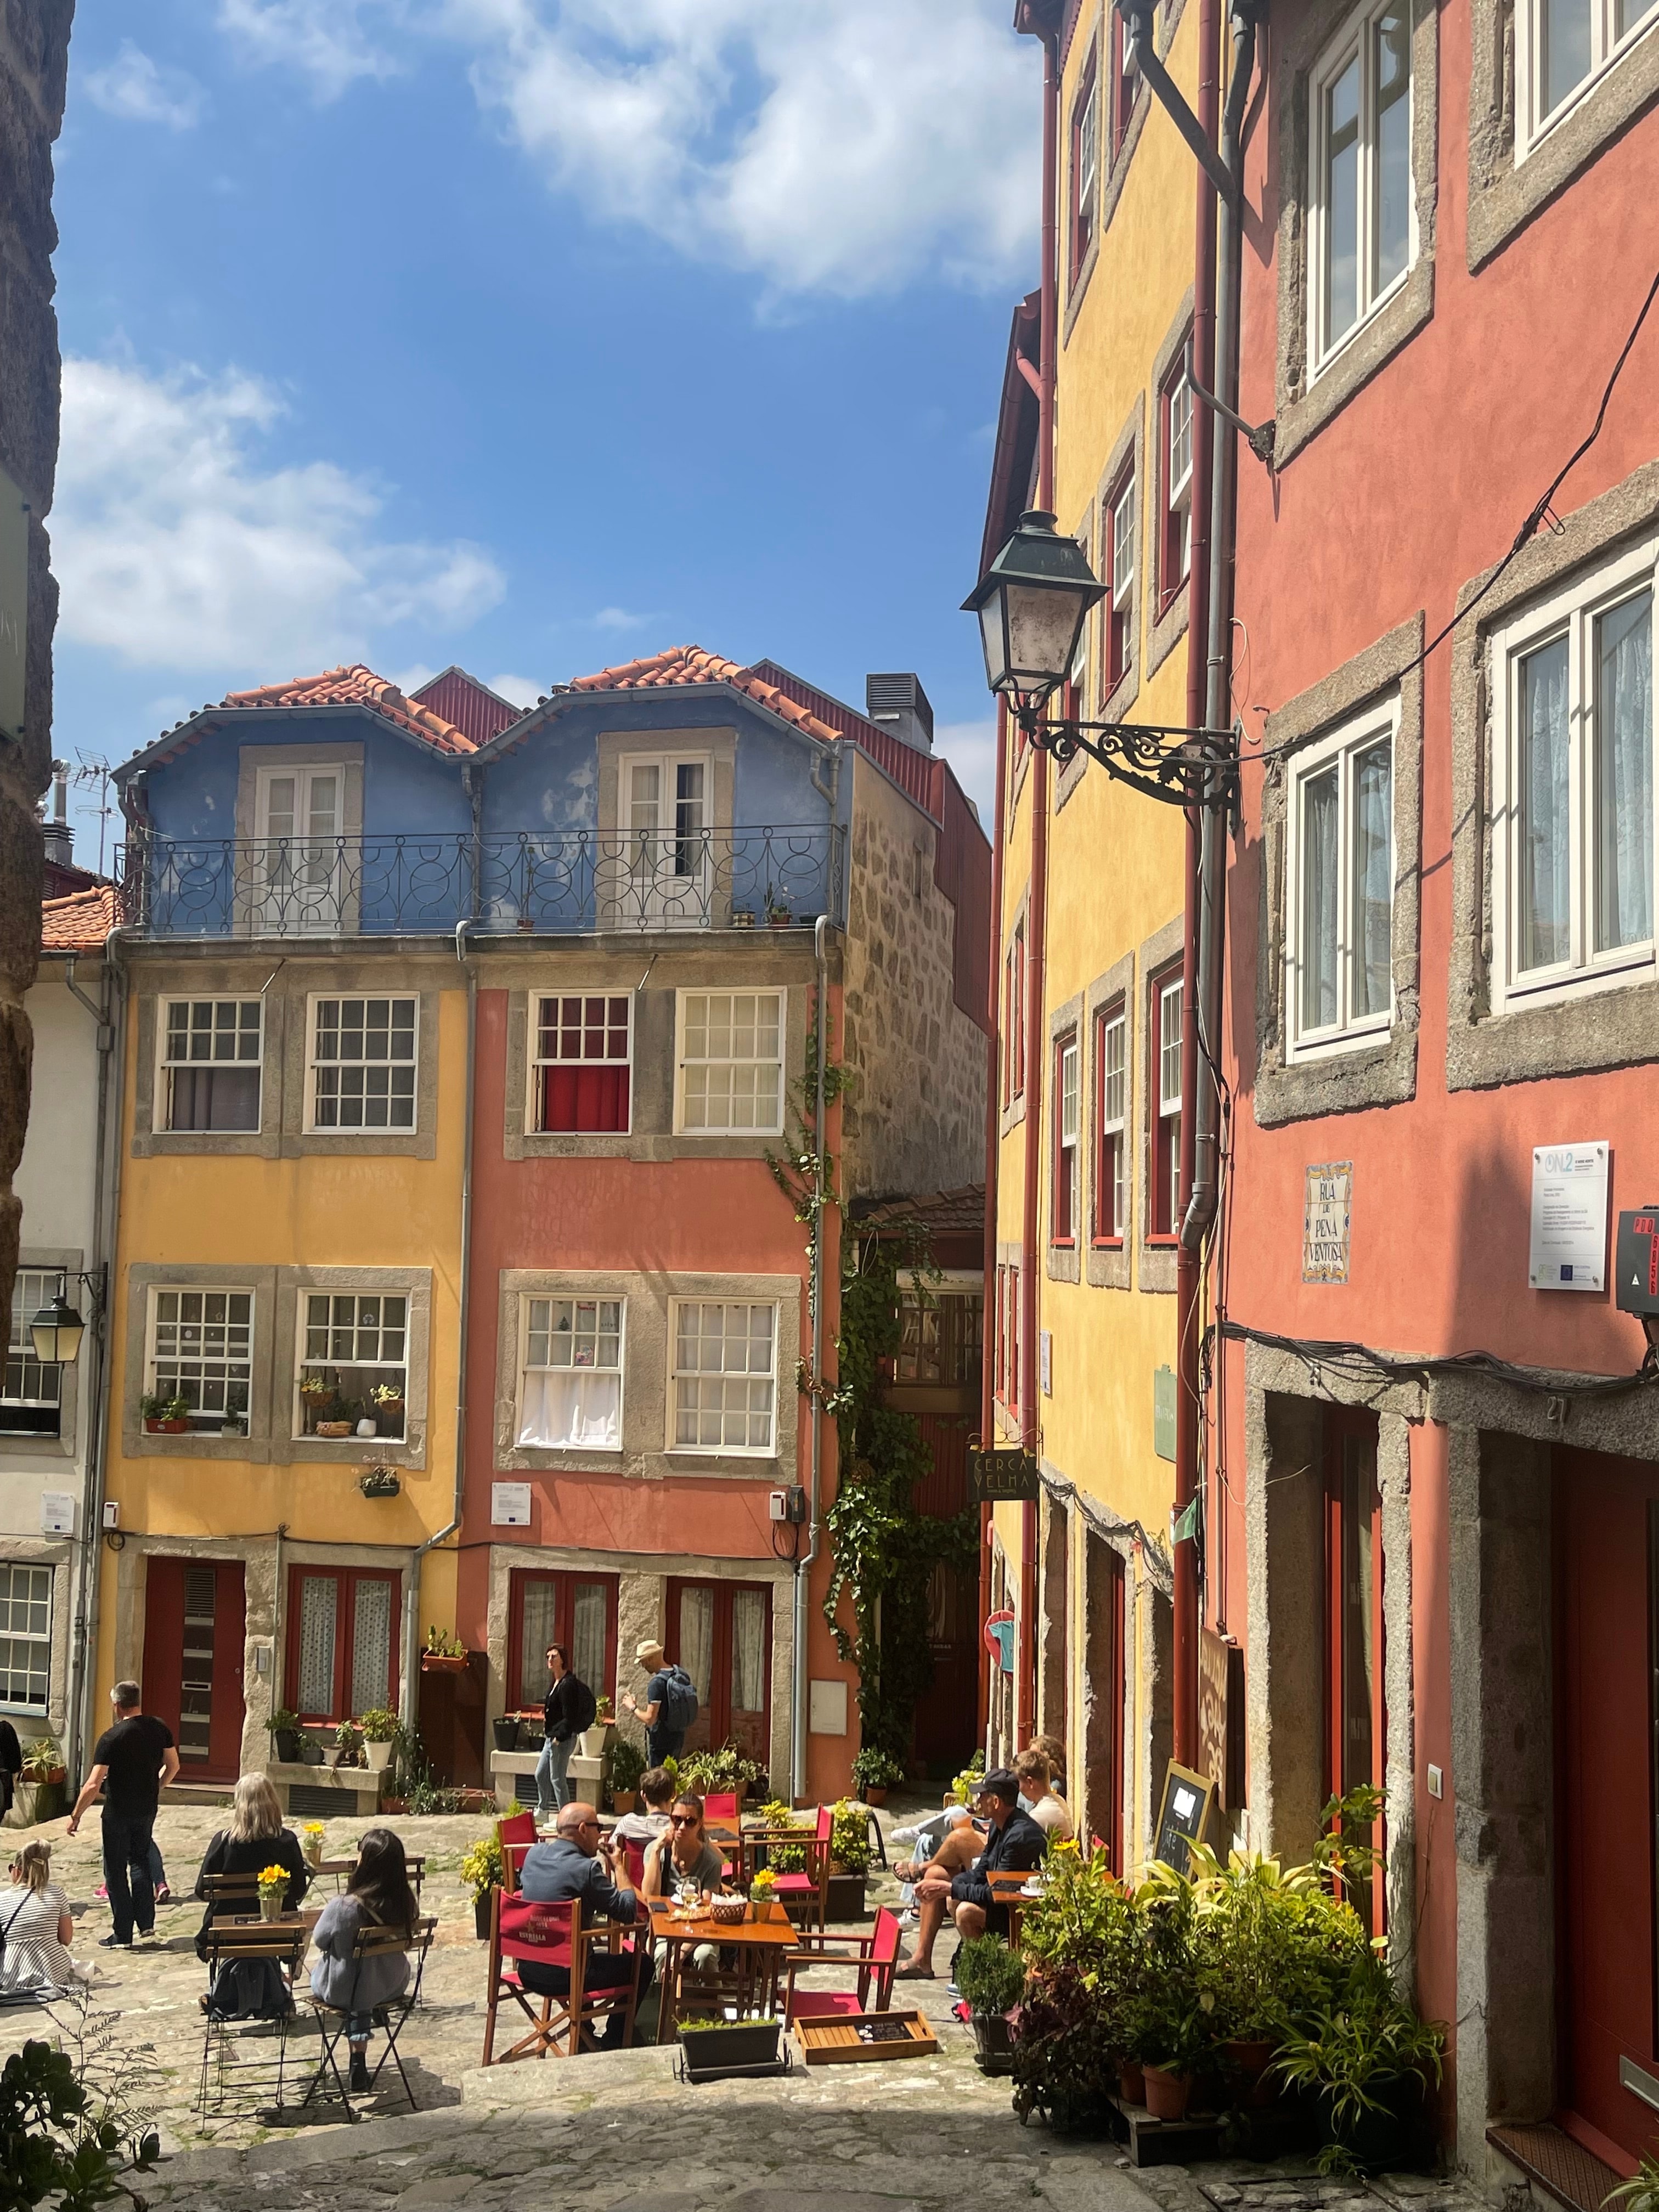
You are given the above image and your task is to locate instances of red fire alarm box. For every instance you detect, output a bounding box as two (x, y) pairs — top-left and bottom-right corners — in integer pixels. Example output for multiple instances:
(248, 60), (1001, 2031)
(1615, 1209), (1659, 1316)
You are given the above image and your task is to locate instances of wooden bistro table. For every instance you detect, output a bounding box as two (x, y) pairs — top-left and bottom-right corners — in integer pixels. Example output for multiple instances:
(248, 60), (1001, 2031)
(647, 1898), (799, 2042)
(987, 1870), (1045, 1950)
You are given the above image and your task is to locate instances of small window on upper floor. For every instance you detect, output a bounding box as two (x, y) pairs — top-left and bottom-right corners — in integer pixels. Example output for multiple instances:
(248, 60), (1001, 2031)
(1109, 5), (1139, 161)
(1105, 466), (1137, 696)
(308, 996), (417, 1132)
(161, 998), (263, 1133)
(519, 1295), (625, 1452)
(1150, 972), (1183, 1240)
(1160, 364), (1194, 607)
(1490, 537), (1657, 1014)
(1, 1272), (62, 1437)
(297, 1292), (408, 1442)
(675, 990), (783, 1136)
(1053, 1032), (1080, 1246)
(252, 762), (348, 935)
(1286, 702), (1398, 1058)
(671, 1299), (777, 1455)
(533, 994), (631, 1134)
(1308, 0), (1414, 378)
(1070, 50), (1099, 281)
(1517, 0), (1659, 154)
(1093, 1003), (1128, 1247)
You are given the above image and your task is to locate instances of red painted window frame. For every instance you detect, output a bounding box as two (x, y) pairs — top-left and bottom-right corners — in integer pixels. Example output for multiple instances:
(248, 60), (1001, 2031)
(504, 1568), (621, 1711)
(284, 1564), (401, 1726)
(664, 1577), (774, 1759)
(1104, 466), (1135, 696)
(1109, 5), (1138, 160)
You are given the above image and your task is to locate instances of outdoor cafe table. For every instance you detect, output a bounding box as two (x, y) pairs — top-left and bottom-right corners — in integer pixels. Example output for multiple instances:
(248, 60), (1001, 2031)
(646, 1897), (799, 2042)
(987, 1870), (1044, 1949)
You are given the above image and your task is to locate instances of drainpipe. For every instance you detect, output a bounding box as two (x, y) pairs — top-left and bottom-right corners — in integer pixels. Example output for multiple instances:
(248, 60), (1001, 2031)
(791, 914), (831, 1804)
(979, 699), (1010, 1747)
(61, 939), (123, 1779)
(400, 901), (478, 1730)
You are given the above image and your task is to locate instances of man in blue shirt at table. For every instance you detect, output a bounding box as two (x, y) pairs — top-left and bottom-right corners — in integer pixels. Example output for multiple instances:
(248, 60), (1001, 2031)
(518, 1802), (655, 2046)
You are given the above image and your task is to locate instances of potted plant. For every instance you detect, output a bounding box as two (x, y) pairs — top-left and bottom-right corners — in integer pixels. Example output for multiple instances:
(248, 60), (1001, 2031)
(267, 1707), (303, 1764)
(141, 1392), (191, 1435)
(1273, 1972), (1444, 2172)
(359, 1466), (400, 1499)
(256, 1863), (290, 1922)
(21, 1736), (65, 1788)
(492, 1711), (522, 1753)
(678, 2013), (783, 2081)
(300, 1821), (326, 1869)
(765, 894), (792, 928)
(358, 1708), (399, 1771)
(334, 1720), (362, 1768)
(825, 1797), (872, 1920)
(956, 1932), (1025, 2074)
(850, 1745), (904, 1807)
(460, 1834), (503, 1941)
(1139, 1997), (1212, 2120)
(607, 1734), (646, 1815)
(420, 1626), (469, 1674)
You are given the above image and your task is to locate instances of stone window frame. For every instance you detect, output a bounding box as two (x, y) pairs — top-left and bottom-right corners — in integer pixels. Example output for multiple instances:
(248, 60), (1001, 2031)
(670, 983), (788, 1141)
(1255, 612), (1424, 1127)
(0, 1246), (82, 1462)
(1448, 459), (1659, 1090)
(494, 1265), (800, 1485)
(274, 1265), (433, 1470)
(149, 992), (268, 1148)
(1138, 912), (1185, 1295)
(131, 980), (287, 1160)
(505, 981), (645, 1159)
(1047, 990), (1085, 1283)
(1273, 0), (1440, 468)
(1000, 884), (1032, 1137)
(0, 1538), (73, 1727)
(233, 742), (365, 939)
(1148, 290), (1195, 679)
(1468, 0), (1659, 270)
(300, 986), (422, 1140)
(1086, 952), (1137, 1290)
(1099, 408), (1143, 716)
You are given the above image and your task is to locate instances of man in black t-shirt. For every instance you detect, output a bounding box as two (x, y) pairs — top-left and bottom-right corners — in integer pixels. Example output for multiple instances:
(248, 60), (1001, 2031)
(66, 1681), (179, 1946)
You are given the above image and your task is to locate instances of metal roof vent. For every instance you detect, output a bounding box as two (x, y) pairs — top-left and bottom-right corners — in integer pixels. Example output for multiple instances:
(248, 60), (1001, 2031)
(865, 673), (935, 755)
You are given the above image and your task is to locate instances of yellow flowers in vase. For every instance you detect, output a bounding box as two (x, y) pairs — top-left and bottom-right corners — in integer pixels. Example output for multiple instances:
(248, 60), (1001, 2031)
(256, 1864), (290, 1921)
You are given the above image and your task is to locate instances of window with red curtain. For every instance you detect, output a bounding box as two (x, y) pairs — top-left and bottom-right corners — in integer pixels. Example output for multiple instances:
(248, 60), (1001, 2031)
(533, 995), (631, 1133)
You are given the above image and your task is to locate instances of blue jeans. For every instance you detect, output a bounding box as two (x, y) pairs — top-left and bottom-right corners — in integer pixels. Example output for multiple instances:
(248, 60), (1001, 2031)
(535, 1734), (575, 1812)
(102, 1807), (157, 1943)
(646, 1724), (685, 1769)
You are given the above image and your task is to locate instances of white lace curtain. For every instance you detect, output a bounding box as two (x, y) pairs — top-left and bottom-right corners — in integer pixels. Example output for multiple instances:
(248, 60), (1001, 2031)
(1300, 766), (1339, 1028)
(678, 1585), (714, 1705)
(731, 1588), (766, 1714)
(1521, 636), (1570, 971)
(1596, 590), (1653, 953)
(1352, 740), (1392, 1016)
(517, 1370), (620, 1450)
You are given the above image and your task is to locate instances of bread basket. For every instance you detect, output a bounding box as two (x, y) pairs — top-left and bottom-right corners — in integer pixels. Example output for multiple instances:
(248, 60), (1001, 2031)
(708, 1894), (748, 1926)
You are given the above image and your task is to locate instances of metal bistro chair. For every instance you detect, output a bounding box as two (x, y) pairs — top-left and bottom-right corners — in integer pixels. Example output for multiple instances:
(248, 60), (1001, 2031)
(481, 1889), (644, 2064)
(302, 1914), (437, 2119)
(783, 1905), (904, 2024)
(752, 1804), (834, 1932)
(496, 1811), (538, 1895)
(195, 1920), (310, 2116)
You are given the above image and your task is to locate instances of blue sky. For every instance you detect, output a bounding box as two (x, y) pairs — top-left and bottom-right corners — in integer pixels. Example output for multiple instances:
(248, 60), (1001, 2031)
(49, 1), (1041, 867)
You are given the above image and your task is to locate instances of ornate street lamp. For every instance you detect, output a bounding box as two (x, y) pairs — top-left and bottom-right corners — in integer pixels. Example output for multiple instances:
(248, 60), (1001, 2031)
(965, 508), (1237, 810)
(29, 1271), (102, 1365)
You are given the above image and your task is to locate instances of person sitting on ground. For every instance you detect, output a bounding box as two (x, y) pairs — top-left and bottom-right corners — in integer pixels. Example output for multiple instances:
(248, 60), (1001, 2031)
(641, 1794), (725, 1903)
(896, 1768), (1046, 1980)
(309, 1827), (419, 2093)
(517, 1801), (654, 2048)
(0, 1842), (89, 2000)
(193, 1775), (310, 2013)
(1015, 1750), (1075, 1841)
(612, 1765), (676, 1848)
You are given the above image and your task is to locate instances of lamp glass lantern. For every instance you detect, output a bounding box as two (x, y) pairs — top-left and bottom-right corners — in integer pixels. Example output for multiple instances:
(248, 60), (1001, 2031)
(30, 1284), (86, 1367)
(963, 508), (1107, 710)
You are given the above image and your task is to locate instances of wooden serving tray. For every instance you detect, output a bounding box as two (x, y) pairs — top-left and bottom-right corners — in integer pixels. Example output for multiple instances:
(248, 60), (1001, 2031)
(793, 2008), (938, 2065)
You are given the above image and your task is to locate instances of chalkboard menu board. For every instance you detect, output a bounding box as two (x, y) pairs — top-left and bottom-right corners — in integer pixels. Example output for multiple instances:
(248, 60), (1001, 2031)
(1153, 1760), (1216, 1876)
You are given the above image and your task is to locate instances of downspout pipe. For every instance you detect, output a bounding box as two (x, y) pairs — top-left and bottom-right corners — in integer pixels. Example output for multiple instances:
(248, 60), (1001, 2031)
(791, 914), (831, 1804)
(979, 700), (1010, 1750)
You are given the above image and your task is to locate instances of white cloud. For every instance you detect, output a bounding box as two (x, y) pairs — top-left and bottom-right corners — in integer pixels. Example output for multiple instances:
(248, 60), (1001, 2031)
(54, 356), (505, 675)
(216, 0), (405, 101)
(589, 606), (653, 633)
(487, 673), (543, 707)
(933, 715), (996, 825)
(216, 0), (1037, 298)
(82, 40), (207, 129)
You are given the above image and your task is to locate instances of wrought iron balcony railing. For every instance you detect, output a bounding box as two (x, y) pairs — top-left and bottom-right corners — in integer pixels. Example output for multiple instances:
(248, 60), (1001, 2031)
(114, 826), (846, 940)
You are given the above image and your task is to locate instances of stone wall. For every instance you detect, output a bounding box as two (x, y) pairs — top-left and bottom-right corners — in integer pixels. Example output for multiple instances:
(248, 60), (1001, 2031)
(840, 752), (988, 1201)
(0, 3), (74, 1321)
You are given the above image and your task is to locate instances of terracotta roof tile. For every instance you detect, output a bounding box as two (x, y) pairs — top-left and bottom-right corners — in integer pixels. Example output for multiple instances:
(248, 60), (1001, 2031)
(42, 884), (121, 952)
(568, 645), (843, 746)
(218, 664), (475, 754)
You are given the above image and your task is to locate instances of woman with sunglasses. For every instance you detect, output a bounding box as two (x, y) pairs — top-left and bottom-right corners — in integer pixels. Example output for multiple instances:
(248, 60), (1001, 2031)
(640, 1794), (724, 1903)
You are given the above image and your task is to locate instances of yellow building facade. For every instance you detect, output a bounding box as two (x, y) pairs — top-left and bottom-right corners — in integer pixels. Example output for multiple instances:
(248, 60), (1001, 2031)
(986, 0), (1205, 1871)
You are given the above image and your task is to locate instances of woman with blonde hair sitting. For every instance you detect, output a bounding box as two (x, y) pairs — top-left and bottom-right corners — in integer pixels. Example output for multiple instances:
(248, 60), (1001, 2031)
(0, 1841), (88, 2000)
(193, 1773), (309, 2017)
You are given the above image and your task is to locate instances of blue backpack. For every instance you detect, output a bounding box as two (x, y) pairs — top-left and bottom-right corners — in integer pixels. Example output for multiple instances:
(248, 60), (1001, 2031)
(658, 1664), (699, 1734)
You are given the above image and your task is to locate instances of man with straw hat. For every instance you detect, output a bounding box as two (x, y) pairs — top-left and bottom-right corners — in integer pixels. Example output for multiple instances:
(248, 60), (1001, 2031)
(620, 1638), (698, 1767)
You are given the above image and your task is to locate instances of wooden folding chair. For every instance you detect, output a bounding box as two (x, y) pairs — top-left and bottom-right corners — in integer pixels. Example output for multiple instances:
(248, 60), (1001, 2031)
(481, 1890), (644, 2064)
(752, 1804), (834, 1931)
(195, 1921), (308, 2115)
(496, 1811), (537, 1895)
(783, 1907), (904, 2023)
(303, 1915), (437, 2118)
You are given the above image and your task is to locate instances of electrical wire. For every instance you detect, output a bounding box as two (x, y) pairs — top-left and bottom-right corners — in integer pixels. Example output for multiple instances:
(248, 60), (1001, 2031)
(1212, 1318), (1659, 1402)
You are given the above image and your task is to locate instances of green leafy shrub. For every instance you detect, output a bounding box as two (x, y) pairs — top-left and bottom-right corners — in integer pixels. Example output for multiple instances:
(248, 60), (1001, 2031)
(955, 1933), (1025, 2017)
(458, 1836), (503, 1903)
(830, 1799), (870, 1877)
(607, 1736), (646, 1795)
(678, 1742), (769, 1799)
(850, 1746), (905, 1793)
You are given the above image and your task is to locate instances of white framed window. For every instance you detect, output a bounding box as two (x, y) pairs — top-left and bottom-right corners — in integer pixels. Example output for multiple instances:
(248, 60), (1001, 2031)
(1517, 0), (1659, 152)
(518, 1296), (625, 1452)
(297, 1292), (408, 1441)
(1106, 468), (1137, 692)
(532, 994), (633, 1135)
(1491, 538), (1657, 1013)
(1054, 1035), (1080, 1243)
(1308, 0), (1414, 376)
(161, 998), (263, 1133)
(676, 990), (784, 1136)
(308, 996), (417, 1131)
(253, 762), (346, 933)
(1285, 702), (1398, 1056)
(148, 1288), (253, 1427)
(1163, 369), (1194, 598)
(670, 1300), (777, 1454)
(1154, 974), (1183, 1238)
(1095, 1007), (1127, 1243)
(0, 1562), (51, 1711)
(1, 1269), (63, 1436)
(620, 752), (712, 922)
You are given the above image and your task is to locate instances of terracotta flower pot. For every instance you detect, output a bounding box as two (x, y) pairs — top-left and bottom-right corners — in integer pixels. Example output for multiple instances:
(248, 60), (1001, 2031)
(1118, 2059), (1147, 2104)
(864, 1785), (888, 1806)
(1142, 2063), (1193, 2120)
(161, 1418), (190, 1434)
(1222, 2035), (1279, 2107)
(315, 1421), (353, 1438)
(420, 1652), (468, 1674)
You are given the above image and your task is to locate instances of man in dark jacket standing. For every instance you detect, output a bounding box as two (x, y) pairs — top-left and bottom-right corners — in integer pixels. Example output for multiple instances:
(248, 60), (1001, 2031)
(517, 1802), (653, 2045)
(896, 1768), (1045, 1979)
(534, 1643), (596, 1818)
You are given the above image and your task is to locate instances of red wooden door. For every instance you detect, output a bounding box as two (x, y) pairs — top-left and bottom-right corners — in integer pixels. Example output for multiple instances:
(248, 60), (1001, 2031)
(142, 1557), (246, 1782)
(1555, 1447), (1659, 2163)
(665, 1579), (771, 1764)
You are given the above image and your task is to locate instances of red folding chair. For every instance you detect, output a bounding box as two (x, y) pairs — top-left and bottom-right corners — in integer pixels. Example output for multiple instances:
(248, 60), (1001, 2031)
(755, 1804), (834, 1931)
(496, 1811), (538, 1895)
(783, 1906), (904, 2023)
(481, 1891), (644, 2064)
(623, 1839), (647, 1889)
(703, 1791), (739, 1822)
